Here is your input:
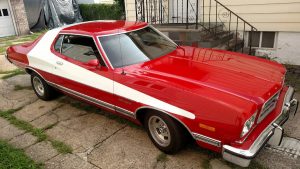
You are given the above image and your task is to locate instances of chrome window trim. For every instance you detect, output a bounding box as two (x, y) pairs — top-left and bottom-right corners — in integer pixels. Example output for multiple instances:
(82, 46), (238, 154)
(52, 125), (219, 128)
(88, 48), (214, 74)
(96, 37), (114, 69)
(149, 25), (178, 47)
(97, 24), (149, 38)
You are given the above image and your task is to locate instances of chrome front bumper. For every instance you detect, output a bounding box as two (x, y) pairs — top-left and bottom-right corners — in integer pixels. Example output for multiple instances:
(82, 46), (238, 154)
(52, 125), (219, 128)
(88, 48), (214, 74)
(222, 87), (299, 167)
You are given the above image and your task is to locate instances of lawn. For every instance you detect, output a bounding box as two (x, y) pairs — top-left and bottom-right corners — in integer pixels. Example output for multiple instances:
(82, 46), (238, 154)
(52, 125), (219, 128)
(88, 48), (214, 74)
(0, 30), (47, 55)
(0, 140), (42, 169)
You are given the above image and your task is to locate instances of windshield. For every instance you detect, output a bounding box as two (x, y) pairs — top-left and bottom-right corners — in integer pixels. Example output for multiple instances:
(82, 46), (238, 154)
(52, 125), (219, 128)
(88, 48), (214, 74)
(99, 26), (177, 68)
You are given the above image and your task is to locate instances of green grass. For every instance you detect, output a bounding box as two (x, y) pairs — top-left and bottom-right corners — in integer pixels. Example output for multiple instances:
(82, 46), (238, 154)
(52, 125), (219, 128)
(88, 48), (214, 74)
(0, 109), (72, 154)
(50, 140), (72, 154)
(1, 69), (26, 79)
(0, 30), (46, 55)
(0, 140), (43, 169)
(156, 153), (168, 162)
(14, 85), (32, 91)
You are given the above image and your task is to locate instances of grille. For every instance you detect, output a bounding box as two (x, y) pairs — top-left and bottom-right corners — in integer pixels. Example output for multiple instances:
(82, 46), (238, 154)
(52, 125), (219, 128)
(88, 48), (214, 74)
(257, 91), (280, 123)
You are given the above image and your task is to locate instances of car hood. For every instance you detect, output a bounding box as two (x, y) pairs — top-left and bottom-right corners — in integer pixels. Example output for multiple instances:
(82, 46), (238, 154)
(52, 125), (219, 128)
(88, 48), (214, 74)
(127, 46), (286, 103)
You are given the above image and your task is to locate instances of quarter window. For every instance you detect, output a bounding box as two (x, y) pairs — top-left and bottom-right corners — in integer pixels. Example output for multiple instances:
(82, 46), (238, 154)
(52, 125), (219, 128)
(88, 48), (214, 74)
(54, 35), (63, 52)
(53, 35), (105, 66)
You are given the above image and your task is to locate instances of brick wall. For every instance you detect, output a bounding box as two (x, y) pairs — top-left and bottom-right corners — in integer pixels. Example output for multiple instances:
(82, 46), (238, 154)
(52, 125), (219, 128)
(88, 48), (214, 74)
(10, 0), (29, 35)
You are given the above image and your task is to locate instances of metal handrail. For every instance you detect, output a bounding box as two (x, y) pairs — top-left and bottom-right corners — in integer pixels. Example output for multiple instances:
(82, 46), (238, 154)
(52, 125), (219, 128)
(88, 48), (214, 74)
(135, 0), (258, 55)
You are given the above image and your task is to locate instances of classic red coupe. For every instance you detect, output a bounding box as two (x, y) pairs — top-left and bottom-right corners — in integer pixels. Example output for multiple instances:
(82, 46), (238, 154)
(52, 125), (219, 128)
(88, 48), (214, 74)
(6, 21), (298, 167)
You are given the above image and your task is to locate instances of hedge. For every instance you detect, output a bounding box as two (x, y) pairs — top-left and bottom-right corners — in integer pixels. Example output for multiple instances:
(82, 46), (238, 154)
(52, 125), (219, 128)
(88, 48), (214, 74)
(79, 4), (123, 21)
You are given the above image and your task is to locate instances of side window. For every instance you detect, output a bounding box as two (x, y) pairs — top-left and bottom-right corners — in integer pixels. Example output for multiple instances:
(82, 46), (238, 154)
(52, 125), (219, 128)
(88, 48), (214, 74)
(54, 35), (64, 53)
(58, 35), (105, 66)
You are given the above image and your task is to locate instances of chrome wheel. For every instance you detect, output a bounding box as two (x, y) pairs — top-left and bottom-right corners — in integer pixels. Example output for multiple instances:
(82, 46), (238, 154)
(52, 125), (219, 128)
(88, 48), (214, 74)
(33, 76), (44, 96)
(148, 116), (171, 147)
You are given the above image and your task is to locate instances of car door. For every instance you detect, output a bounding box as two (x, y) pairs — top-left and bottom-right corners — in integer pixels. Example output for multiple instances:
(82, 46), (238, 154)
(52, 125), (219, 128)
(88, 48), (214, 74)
(51, 34), (115, 111)
(98, 33), (143, 118)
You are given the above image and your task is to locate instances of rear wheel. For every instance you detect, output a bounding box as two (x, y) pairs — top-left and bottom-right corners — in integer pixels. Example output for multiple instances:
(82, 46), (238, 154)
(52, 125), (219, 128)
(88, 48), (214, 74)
(31, 72), (57, 100)
(144, 111), (185, 154)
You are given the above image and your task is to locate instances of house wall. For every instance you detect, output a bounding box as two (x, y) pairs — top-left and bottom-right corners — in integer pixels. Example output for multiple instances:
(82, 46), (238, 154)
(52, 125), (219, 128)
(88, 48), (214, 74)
(77, 0), (114, 4)
(124, 0), (300, 65)
(255, 32), (300, 65)
(9, 0), (29, 35)
(125, 0), (300, 32)
(216, 0), (300, 32)
(124, 0), (135, 21)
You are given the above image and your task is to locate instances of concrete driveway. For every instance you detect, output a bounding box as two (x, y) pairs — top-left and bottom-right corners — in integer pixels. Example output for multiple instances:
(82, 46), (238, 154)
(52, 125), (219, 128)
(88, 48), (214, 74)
(0, 60), (300, 169)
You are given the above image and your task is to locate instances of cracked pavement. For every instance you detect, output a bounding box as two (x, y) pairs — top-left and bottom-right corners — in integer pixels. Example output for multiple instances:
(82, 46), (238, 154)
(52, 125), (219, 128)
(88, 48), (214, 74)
(0, 72), (300, 168)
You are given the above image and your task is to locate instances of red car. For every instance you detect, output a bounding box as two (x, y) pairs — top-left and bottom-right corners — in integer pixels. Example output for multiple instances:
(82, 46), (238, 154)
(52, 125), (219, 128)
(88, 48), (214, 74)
(6, 21), (298, 167)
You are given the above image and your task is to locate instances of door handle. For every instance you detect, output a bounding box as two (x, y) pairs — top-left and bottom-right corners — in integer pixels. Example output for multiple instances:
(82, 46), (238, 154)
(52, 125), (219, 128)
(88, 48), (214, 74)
(56, 61), (63, 65)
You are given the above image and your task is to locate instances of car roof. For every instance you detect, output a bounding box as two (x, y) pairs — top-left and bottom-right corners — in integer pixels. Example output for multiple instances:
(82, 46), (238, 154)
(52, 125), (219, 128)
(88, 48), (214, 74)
(61, 20), (148, 36)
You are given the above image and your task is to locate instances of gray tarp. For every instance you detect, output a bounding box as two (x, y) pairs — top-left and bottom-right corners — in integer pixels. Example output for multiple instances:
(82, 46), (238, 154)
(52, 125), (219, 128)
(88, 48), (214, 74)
(24, 0), (83, 31)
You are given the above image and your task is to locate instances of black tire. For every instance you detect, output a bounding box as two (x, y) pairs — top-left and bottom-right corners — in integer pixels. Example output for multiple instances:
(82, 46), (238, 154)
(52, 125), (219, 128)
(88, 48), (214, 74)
(31, 72), (57, 101)
(144, 111), (185, 154)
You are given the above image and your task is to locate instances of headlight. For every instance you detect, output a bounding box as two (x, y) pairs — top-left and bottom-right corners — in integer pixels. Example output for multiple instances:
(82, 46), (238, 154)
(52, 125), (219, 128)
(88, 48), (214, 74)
(241, 112), (257, 138)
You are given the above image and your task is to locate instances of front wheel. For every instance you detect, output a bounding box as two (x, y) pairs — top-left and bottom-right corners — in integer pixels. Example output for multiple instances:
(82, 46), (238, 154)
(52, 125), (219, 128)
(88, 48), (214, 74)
(144, 111), (185, 154)
(31, 72), (57, 101)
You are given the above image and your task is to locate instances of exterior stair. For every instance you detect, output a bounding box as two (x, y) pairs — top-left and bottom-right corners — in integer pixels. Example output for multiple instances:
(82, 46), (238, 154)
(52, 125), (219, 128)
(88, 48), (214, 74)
(135, 0), (258, 55)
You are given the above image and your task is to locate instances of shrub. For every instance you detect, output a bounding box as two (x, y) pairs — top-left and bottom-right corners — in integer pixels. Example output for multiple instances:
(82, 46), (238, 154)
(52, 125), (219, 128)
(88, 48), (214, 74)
(79, 4), (123, 21)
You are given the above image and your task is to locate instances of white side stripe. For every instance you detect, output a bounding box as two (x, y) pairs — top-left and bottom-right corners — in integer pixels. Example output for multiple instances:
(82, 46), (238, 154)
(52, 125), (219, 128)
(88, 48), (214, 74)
(27, 28), (196, 119)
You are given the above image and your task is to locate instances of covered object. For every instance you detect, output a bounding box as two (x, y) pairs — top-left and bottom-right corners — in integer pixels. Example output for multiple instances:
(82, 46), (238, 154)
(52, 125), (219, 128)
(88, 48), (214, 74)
(24, 0), (83, 31)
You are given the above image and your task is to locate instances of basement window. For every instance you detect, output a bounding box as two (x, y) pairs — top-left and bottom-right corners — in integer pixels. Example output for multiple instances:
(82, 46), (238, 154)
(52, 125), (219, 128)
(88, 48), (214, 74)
(2, 9), (8, 16)
(248, 31), (276, 48)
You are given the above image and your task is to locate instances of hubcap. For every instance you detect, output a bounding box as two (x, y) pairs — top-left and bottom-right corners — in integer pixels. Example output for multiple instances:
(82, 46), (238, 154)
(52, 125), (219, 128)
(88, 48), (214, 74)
(148, 116), (171, 147)
(33, 76), (44, 96)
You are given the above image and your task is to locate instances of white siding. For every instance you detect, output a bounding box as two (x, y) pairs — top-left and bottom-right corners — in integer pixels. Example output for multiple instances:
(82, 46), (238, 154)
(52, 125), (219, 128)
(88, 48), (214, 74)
(217, 0), (300, 32)
(125, 0), (300, 32)
(124, 0), (136, 21)
(77, 0), (114, 4)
